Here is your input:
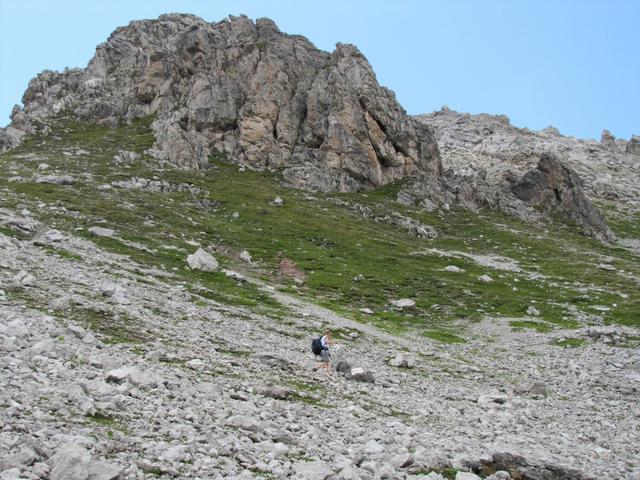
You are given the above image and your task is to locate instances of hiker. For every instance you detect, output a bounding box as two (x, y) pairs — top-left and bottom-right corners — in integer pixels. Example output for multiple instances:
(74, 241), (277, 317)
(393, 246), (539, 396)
(312, 330), (333, 375)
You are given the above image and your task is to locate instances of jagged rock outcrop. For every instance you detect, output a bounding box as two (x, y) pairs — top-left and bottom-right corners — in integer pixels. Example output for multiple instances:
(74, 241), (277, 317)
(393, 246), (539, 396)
(2, 14), (441, 192)
(600, 129), (615, 148)
(510, 153), (615, 242)
(416, 108), (640, 208)
(398, 153), (615, 242)
(627, 135), (640, 155)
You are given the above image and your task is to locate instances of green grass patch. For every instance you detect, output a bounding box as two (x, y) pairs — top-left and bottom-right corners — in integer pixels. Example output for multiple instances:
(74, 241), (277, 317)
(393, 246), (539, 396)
(509, 320), (554, 333)
(1, 115), (639, 338)
(553, 337), (588, 348)
(423, 329), (466, 344)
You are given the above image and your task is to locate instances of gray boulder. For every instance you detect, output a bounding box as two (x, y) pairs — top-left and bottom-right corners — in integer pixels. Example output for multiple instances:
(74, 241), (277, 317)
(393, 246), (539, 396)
(349, 367), (375, 383)
(481, 451), (595, 480)
(186, 247), (218, 272)
(48, 443), (122, 480)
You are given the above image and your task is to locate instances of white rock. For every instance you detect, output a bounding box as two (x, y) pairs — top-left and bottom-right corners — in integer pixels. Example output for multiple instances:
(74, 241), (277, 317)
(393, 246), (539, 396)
(291, 460), (333, 480)
(100, 283), (125, 298)
(391, 298), (416, 309)
(444, 265), (464, 273)
(48, 442), (121, 480)
(424, 473), (445, 480)
(364, 439), (385, 454)
(350, 368), (375, 383)
(186, 247), (218, 272)
(478, 274), (494, 283)
(456, 473), (482, 480)
(106, 367), (132, 384)
(44, 229), (64, 242)
(389, 354), (414, 369)
(526, 305), (540, 316)
(359, 308), (374, 315)
(597, 263), (616, 271)
(0, 467), (23, 480)
(224, 270), (246, 282)
(34, 174), (74, 185)
(13, 270), (35, 286)
(423, 473), (445, 480)
(239, 250), (252, 263)
(273, 196), (284, 205)
(186, 359), (206, 370)
(161, 445), (191, 463)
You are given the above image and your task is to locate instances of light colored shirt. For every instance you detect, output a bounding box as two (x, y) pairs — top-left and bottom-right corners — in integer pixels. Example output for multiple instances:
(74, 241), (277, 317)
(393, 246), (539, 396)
(320, 335), (329, 349)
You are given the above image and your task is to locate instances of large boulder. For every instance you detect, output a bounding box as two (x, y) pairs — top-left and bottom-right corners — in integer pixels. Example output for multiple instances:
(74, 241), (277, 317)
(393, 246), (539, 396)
(186, 247), (218, 272)
(48, 443), (122, 480)
(5, 14), (441, 192)
(510, 153), (615, 242)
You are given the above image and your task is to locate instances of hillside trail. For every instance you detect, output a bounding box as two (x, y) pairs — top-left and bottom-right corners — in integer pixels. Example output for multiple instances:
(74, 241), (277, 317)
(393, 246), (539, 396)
(258, 281), (428, 353)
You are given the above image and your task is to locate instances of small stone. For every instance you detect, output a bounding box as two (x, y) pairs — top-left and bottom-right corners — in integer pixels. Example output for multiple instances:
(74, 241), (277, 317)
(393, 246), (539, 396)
(12, 270), (35, 286)
(444, 265), (464, 273)
(272, 196), (284, 206)
(88, 226), (115, 237)
(291, 460), (333, 479)
(486, 471), (511, 480)
(365, 439), (385, 454)
(350, 367), (375, 383)
(44, 229), (64, 242)
(597, 263), (616, 271)
(456, 473), (482, 480)
(186, 359), (206, 370)
(424, 473), (445, 480)
(106, 367), (132, 384)
(239, 250), (252, 263)
(478, 274), (494, 283)
(526, 305), (540, 316)
(0, 468), (21, 480)
(352, 274), (365, 282)
(359, 308), (374, 315)
(100, 283), (124, 298)
(224, 270), (246, 282)
(530, 381), (547, 397)
(49, 296), (72, 311)
(388, 354), (414, 369)
(34, 174), (74, 185)
(391, 298), (416, 309)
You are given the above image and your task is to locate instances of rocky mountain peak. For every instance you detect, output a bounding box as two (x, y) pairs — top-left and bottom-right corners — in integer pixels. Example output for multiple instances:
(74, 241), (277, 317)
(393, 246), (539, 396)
(3, 13), (441, 192)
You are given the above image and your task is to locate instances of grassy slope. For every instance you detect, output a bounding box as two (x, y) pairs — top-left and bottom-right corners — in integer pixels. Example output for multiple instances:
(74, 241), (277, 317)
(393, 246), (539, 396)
(1, 117), (638, 343)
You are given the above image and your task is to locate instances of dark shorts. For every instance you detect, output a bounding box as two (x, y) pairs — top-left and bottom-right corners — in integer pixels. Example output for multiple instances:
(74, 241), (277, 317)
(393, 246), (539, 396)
(319, 350), (330, 362)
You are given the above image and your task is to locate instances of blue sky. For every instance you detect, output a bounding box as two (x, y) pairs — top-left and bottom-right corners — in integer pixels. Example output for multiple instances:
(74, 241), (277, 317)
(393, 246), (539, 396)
(1, 0), (638, 140)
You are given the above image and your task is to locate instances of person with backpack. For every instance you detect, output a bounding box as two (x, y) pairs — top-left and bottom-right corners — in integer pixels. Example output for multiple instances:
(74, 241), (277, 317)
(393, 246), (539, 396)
(311, 330), (332, 375)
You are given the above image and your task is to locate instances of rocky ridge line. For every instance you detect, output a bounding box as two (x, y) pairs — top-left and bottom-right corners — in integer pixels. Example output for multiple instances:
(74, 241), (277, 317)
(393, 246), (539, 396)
(416, 108), (640, 209)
